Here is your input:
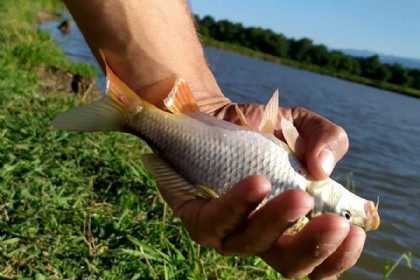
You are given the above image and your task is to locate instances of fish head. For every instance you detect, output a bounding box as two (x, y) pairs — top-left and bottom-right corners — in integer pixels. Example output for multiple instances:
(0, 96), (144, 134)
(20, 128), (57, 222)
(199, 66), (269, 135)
(308, 179), (380, 231)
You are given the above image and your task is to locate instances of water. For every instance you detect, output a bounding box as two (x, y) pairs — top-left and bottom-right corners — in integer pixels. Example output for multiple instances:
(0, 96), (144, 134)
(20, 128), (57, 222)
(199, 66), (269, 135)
(41, 21), (420, 279)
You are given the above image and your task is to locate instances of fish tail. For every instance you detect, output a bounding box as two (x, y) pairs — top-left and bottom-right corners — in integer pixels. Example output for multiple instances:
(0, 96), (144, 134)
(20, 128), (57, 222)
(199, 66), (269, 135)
(52, 50), (153, 132)
(53, 50), (200, 132)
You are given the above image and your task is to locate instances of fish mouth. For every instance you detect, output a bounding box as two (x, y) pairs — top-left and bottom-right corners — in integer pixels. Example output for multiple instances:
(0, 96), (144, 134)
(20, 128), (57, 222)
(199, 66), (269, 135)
(364, 201), (380, 231)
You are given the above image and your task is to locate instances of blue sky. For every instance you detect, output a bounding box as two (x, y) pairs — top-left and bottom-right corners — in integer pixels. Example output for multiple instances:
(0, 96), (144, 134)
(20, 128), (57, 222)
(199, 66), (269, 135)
(190, 1), (420, 59)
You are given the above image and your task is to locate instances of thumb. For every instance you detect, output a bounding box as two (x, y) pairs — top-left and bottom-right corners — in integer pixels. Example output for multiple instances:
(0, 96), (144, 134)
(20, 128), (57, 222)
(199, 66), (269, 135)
(291, 107), (349, 180)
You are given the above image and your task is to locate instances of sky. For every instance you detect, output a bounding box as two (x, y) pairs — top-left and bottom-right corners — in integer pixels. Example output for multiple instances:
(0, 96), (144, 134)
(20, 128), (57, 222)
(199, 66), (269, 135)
(190, 0), (420, 59)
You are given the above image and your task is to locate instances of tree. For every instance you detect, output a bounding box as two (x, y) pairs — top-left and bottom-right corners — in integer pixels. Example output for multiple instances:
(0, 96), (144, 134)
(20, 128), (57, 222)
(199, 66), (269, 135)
(408, 69), (420, 90)
(326, 51), (344, 70)
(288, 38), (313, 62)
(195, 15), (417, 89)
(389, 64), (411, 86)
(307, 44), (329, 66)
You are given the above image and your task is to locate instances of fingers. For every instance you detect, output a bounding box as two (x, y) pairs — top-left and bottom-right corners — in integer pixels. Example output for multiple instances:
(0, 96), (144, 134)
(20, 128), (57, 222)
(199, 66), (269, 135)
(309, 226), (366, 280)
(291, 107), (349, 180)
(221, 189), (314, 255)
(175, 176), (271, 250)
(261, 214), (350, 279)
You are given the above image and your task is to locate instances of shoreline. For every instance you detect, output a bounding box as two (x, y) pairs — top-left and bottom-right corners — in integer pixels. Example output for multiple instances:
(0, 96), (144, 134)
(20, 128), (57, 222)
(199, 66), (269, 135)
(0, 1), (289, 279)
(1, 1), (408, 279)
(202, 37), (420, 98)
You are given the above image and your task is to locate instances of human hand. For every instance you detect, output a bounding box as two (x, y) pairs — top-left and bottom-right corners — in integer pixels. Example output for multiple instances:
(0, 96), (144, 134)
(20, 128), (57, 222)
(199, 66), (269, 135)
(190, 103), (363, 279)
(151, 86), (363, 279)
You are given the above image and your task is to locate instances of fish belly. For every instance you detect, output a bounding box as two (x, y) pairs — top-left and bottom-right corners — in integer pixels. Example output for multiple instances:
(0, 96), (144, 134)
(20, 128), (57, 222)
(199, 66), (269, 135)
(134, 109), (309, 196)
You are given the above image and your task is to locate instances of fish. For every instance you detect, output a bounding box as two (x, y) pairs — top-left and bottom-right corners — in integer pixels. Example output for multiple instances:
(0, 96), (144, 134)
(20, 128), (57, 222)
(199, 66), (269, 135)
(53, 52), (380, 232)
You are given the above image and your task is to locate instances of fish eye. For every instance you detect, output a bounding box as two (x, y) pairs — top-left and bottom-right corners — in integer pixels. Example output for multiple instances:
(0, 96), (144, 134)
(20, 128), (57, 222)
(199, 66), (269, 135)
(342, 210), (352, 220)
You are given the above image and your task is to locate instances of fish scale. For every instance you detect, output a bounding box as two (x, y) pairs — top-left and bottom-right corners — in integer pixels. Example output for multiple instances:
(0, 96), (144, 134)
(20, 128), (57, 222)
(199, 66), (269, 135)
(132, 108), (309, 196)
(52, 56), (380, 231)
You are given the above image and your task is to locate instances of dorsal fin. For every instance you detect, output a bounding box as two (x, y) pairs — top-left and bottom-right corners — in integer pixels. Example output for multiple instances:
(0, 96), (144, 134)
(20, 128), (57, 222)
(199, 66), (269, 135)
(280, 118), (300, 153)
(258, 89), (279, 134)
(163, 78), (199, 114)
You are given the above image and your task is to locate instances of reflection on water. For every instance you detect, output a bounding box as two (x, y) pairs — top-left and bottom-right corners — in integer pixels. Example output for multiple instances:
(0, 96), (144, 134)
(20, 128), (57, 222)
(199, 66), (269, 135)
(41, 21), (420, 280)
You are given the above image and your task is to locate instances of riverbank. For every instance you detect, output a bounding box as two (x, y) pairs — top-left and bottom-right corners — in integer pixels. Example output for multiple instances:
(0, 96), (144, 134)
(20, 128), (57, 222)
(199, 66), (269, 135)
(0, 1), (287, 279)
(202, 37), (420, 98)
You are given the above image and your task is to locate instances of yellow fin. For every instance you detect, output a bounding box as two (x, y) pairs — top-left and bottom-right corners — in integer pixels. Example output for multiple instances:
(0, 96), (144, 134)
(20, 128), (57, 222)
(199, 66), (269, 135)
(284, 216), (309, 235)
(234, 104), (252, 128)
(197, 185), (220, 199)
(280, 118), (300, 153)
(99, 50), (146, 111)
(188, 111), (251, 131)
(52, 50), (144, 132)
(141, 153), (199, 205)
(52, 95), (126, 132)
(258, 90), (279, 134)
(163, 79), (199, 114)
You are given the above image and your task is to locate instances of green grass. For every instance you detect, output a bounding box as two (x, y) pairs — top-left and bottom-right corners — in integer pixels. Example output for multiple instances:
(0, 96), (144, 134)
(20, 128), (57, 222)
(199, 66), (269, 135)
(1, 1), (413, 279)
(383, 252), (413, 279)
(0, 1), (287, 279)
(202, 37), (420, 98)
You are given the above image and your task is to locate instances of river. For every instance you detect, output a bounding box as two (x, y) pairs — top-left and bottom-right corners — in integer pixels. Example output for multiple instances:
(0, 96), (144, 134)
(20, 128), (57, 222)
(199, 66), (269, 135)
(41, 21), (420, 280)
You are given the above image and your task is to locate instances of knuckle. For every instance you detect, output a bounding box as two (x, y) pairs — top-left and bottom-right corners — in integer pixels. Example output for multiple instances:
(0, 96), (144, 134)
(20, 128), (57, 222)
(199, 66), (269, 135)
(282, 189), (308, 203)
(235, 176), (271, 204)
(294, 106), (309, 114)
(304, 238), (335, 260)
(272, 259), (313, 279)
(321, 258), (348, 276)
(292, 106), (311, 122)
(222, 200), (244, 219)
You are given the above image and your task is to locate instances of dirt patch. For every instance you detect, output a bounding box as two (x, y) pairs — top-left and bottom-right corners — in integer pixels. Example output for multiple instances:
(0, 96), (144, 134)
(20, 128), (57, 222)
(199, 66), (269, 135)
(36, 10), (61, 24)
(38, 66), (101, 103)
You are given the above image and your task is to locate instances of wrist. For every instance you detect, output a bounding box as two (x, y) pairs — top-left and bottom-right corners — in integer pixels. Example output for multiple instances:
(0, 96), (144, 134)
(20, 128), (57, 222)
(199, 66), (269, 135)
(106, 52), (230, 112)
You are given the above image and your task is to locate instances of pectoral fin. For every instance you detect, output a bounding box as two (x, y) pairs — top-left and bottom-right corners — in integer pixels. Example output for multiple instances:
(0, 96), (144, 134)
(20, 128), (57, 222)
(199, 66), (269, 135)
(163, 79), (200, 114)
(234, 104), (252, 128)
(280, 118), (300, 153)
(196, 185), (220, 199)
(141, 153), (211, 205)
(284, 216), (310, 235)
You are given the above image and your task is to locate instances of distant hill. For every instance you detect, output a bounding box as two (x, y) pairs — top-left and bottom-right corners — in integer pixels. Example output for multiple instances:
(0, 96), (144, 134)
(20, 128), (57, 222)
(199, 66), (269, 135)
(341, 49), (420, 69)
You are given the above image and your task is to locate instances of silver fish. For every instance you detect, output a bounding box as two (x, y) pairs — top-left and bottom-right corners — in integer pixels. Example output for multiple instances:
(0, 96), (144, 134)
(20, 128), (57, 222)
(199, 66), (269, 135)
(53, 54), (380, 232)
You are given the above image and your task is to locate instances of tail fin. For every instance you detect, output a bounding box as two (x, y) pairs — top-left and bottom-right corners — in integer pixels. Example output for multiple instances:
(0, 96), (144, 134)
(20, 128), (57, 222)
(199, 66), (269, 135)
(52, 50), (144, 132)
(52, 95), (126, 132)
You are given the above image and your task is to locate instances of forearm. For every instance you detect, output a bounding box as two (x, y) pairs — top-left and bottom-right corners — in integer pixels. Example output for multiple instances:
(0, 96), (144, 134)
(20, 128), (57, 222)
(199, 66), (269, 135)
(64, 0), (229, 111)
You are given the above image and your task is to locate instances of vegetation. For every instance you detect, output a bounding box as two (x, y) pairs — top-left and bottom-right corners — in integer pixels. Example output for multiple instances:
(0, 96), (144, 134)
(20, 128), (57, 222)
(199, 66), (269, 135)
(195, 15), (420, 98)
(0, 0), (413, 279)
(383, 252), (413, 279)
(0, 0), (287, 279)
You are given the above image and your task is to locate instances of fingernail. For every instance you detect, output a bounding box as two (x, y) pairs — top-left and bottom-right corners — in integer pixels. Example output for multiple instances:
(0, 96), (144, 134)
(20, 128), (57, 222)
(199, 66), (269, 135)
(319, 149), (335, 176)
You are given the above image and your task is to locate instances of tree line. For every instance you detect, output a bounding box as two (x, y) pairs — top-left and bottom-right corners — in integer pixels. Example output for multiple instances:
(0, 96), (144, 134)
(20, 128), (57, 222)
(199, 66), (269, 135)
(195, 15), (420, 90)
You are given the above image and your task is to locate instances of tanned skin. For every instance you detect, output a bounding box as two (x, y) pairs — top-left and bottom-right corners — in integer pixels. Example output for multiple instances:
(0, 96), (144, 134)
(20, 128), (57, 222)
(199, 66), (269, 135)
(64, 1), (365, 279)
